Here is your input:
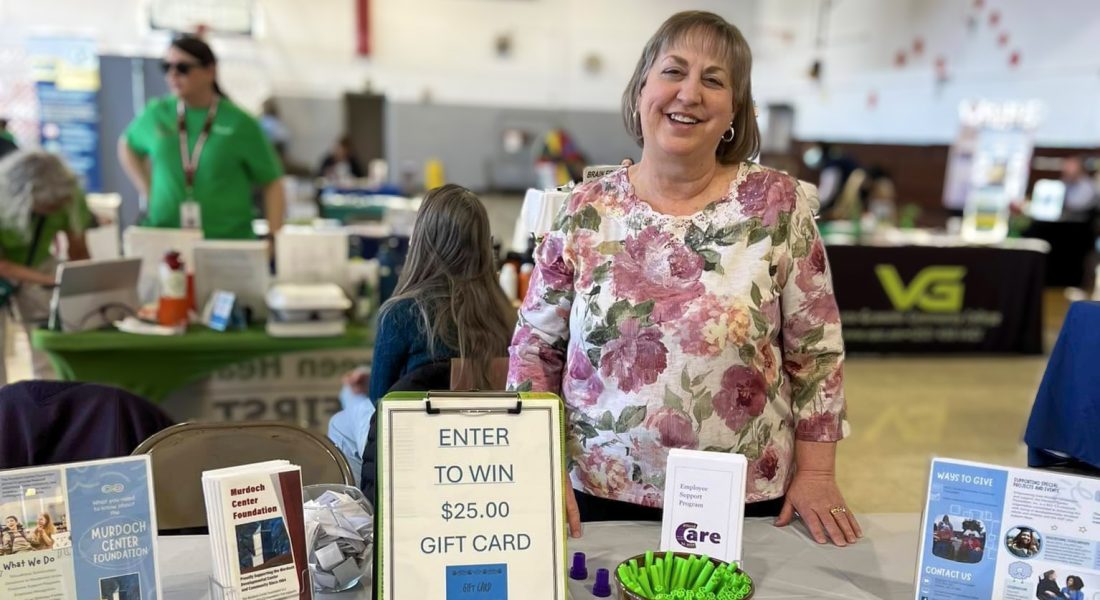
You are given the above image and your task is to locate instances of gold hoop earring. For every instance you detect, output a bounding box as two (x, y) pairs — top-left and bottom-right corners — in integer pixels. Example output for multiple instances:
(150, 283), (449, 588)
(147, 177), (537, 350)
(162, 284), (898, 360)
(721, 123), (735, 143)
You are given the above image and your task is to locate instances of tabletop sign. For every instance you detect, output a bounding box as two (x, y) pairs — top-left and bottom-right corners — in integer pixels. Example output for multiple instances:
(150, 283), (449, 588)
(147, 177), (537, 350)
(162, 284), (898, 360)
(915, 458), (1100, 600)
(376, 392), (566, 600)
(659, 449), (747, 564)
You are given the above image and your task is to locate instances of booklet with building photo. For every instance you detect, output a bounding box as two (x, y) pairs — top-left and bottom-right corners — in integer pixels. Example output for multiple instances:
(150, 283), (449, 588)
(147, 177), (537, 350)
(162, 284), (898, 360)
(915, 458), (1100, 600)
(202, 461), (311, 599)
(0, 455), (161, 600)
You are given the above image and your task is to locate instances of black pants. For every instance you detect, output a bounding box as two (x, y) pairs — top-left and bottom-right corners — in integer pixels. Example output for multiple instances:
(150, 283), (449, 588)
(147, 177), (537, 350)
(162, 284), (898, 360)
(575, 489), (785, 521)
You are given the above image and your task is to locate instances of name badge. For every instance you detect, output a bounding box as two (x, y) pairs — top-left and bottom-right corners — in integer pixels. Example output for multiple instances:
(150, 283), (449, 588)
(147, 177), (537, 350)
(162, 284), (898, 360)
(180, 200), (202, 230)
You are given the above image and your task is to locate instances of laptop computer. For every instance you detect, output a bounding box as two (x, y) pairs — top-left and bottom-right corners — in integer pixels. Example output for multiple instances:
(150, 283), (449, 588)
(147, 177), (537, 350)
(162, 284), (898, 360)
(49, 257), (142, 332)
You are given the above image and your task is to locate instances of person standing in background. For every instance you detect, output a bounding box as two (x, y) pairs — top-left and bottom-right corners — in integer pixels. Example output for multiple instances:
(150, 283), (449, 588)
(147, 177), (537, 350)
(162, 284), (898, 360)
(259, 98), (290, 161)
(318, 136), (365, 185)
(117, 35), (285, 240)
(0, 151), (92, 383)
(0, 119), (15, 145)
(0, 119), (17, 160)
(1061, 156), (1097, 222)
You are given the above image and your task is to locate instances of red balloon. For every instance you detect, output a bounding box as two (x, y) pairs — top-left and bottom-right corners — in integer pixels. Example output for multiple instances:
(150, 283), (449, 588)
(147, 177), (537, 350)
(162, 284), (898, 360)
(1009, 51), (1021, 67)
(989, 10), (1001, 26)
(895, 51), (907, 67)
(998, 32), (1010, 47)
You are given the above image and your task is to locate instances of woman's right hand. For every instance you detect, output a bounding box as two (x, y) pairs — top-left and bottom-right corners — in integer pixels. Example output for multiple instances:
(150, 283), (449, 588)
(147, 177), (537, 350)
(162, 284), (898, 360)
(566, 486), (583, 538)
(342, 367), (369, 395)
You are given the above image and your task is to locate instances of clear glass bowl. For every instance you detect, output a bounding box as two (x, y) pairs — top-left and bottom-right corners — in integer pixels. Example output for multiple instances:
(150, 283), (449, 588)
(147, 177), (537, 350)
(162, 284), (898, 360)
(302, 483), (374, 592)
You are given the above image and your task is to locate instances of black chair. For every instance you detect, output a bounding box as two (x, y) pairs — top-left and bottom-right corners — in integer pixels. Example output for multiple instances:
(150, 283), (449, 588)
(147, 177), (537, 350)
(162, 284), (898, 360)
(0, 380), (175, 469)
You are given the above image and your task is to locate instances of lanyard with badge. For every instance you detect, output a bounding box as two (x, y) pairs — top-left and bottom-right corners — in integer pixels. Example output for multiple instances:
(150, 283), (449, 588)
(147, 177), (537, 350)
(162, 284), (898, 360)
(177, 95), (219, 230)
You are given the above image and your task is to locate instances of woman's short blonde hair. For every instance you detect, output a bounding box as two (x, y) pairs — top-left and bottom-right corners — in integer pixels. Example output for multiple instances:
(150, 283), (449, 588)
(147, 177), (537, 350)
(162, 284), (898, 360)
(621, 10), (761, 164)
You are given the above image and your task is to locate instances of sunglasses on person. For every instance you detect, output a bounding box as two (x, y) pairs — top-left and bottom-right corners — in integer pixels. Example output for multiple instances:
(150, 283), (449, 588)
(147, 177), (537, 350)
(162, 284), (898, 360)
(161, 61), (200, 75)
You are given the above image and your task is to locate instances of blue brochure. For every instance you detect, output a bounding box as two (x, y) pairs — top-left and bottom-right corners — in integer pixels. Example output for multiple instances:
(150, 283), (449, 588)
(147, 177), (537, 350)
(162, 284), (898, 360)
(0, 455), (161, 600)
(915, 458), (1100, 600)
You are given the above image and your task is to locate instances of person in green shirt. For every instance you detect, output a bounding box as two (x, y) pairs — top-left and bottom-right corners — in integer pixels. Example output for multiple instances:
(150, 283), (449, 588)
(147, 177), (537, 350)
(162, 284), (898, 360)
(117, 35), (285, 240)
(0, 150), (92, 382)
(0, 118), (15, 145)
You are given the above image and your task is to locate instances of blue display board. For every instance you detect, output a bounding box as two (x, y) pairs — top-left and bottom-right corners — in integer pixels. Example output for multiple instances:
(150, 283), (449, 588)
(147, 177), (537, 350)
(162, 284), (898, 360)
(27, 36), (101, 192)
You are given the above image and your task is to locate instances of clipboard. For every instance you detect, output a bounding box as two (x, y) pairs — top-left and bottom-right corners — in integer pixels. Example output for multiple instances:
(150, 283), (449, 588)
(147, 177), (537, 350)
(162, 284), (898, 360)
(375, 391), (567, 600)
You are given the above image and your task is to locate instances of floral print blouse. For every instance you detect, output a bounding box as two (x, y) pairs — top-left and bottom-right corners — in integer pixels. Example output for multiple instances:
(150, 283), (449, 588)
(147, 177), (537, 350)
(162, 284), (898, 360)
(507, 162), (848, 506)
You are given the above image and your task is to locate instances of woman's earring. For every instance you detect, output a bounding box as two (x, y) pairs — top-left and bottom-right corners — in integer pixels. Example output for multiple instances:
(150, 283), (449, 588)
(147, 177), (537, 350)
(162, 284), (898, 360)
(721, 122), (736, 143)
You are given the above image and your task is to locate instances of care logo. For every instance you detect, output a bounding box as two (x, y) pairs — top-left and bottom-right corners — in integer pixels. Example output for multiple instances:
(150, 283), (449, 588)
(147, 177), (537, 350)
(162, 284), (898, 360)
(875, 265), (967, 313)
(674, 522), (721, 549)
(100, 483), (125, 494)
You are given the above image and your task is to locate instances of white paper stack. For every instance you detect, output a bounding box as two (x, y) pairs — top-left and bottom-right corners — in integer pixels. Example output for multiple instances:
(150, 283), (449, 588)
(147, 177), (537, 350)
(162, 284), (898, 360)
(202, 461), (313, 600)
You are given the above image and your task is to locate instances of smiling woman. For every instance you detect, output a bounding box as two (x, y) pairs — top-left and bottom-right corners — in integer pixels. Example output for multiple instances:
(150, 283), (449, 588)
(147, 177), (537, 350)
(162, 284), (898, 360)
(508, 10), (861, 549)
(621, 11), (759, 170)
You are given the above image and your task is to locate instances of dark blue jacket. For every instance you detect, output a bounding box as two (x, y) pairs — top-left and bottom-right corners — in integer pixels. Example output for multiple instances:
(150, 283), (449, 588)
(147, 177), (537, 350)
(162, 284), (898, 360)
(368, 298), (457, 403)
(0, 380), (174, 468)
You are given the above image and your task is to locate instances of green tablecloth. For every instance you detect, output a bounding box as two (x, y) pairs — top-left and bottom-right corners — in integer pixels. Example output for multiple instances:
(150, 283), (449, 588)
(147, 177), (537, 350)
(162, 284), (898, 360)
(32, 325), (372, 402)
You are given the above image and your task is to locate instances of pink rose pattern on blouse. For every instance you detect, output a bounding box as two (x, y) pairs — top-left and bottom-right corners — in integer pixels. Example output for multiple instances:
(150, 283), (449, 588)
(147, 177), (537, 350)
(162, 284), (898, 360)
(509, 163), (847, 505)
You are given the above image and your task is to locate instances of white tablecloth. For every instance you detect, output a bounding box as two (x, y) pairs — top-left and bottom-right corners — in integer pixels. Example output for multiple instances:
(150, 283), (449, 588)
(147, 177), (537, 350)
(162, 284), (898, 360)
(158, 514), (919, 599)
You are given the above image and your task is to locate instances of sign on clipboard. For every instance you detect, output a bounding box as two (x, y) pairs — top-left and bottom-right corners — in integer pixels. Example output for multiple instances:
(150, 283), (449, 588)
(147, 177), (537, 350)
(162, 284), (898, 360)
(376, 392), (567, 600)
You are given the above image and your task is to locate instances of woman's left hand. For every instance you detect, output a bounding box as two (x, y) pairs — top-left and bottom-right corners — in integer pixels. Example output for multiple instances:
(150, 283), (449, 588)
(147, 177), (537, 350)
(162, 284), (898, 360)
(775, 468), (862, 547)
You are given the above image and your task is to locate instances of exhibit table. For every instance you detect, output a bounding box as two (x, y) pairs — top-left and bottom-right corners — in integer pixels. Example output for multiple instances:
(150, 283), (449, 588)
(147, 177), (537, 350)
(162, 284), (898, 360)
(158, 514), (919, 599)
(32, 324), (372, 402)
(827, 237), (1048, 354)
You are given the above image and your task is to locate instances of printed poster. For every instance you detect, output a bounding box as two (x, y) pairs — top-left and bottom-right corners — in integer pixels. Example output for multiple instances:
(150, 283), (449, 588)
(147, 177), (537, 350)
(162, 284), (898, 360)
(916, 458), (1100, 600)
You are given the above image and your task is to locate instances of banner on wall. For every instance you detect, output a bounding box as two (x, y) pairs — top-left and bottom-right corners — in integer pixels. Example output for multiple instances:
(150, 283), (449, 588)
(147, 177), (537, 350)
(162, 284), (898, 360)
(828, 244), (1045, 354)
(26, 36), (101, 192)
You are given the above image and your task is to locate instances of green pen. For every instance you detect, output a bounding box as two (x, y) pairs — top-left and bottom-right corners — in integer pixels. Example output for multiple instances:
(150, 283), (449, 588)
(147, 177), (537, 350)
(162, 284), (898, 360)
(679, 558), (693, 589)
(693, 560), (716, 588)
(650, 564), (664, 594)
(689, 555), (708, 583)
(638, 565), (655, 597)
(664, 552), (675, 588)
(688, 556), (702, 588)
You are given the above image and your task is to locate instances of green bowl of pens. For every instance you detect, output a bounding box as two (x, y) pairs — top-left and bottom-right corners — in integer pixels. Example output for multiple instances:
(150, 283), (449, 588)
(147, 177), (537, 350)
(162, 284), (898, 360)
(615, 551), (754, 600)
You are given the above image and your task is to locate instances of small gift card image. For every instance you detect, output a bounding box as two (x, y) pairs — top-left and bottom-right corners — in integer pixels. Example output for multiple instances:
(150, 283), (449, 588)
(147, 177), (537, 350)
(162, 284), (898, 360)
(659, 449), (747, 564)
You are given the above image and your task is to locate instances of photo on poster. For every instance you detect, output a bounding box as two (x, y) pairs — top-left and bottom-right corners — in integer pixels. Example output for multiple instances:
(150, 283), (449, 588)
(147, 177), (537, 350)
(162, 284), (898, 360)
(1004, 526), (1042, 559)
(0, 469), (69, 555)
(236, 517), (293, 574)
(99, 572), (142, 600)
(1033, 568), (1087, 600)
(929, 514), (987, 564)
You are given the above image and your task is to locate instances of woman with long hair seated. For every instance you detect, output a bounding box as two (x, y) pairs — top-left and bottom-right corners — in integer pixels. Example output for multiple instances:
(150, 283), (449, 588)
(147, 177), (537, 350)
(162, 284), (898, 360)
(330, 184), (517, 485)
